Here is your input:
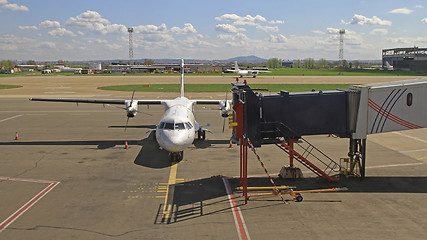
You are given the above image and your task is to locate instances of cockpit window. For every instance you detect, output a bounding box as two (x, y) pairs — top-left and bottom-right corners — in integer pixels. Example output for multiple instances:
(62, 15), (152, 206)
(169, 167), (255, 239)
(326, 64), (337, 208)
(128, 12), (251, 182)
(164, 122), (174, 130)
(175, 123), (185, 130)
(159, 121), (192, 130)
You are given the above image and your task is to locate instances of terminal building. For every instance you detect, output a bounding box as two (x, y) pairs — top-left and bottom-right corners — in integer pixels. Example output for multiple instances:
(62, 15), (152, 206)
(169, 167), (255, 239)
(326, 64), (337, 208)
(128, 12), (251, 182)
(382, 47), (427, 71)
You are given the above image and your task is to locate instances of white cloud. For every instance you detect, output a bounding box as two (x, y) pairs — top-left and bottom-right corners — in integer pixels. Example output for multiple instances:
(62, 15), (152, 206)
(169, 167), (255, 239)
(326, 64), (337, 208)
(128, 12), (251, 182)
(388, 37), (427, 45)
(66, 10), (110, 26)
(269, 34), (288, 43)
(326, 28), (341, 34)
(66, 10), (127, 35)
(311, 30), (325, 35)
(134, 24), (167, 33)
(344, 14), (392, 26)
(422, 18), (427, 24)
(415, 5), (424, 8)
(215, 24), (245, 33)
(170, 23), (197, 34)
(38, 41), (56, 49)
(389, 8), (414, 14)
(39, 20), (61, 29)
(215, 14), (266, 26)
(370, 28), (388, 35)
(48, 28), (76, 37)
(1, 1), (29, 11)
(18, 26), (38, 31)
(268, 20), (285, 24)
(256, 25), (278, 32)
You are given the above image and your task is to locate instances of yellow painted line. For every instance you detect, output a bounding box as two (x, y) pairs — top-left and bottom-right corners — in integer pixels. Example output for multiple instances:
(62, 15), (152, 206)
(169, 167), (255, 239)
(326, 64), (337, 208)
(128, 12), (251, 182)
(162, 163), (178, 219)
(157, 190), (167, 193)
(156, 196), (166, 198)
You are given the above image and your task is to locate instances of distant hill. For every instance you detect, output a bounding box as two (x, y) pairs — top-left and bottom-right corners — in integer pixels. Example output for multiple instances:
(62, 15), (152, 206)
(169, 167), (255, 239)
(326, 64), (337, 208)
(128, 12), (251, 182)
(226, 55), (268, 63)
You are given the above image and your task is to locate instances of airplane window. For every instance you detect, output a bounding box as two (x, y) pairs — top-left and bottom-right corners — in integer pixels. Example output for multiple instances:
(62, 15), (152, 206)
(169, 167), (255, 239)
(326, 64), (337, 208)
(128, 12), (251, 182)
(175, 123), (185, 130)
(164, 122), (174, 130)
(159, 122), (165, 129)
(185, 122), (193, 129)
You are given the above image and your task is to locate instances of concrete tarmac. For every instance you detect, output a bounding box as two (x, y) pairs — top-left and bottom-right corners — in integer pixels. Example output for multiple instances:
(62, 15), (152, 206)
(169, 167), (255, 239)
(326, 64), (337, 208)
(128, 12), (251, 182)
(0, 75), (426, 239)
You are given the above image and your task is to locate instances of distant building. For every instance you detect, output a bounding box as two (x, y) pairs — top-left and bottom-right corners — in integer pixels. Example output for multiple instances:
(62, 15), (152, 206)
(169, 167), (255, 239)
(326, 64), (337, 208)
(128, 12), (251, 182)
(59, 66), (83, 73)
(382, 47), (427, 71)
(17, 65), (45, 71)
(89, 63), (102, 72)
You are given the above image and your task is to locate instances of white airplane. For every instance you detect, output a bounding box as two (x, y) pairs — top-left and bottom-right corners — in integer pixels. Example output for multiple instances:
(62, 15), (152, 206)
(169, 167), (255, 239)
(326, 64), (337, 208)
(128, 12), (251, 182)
(226, 61), (271, 78)
(30, 59), (232, 162)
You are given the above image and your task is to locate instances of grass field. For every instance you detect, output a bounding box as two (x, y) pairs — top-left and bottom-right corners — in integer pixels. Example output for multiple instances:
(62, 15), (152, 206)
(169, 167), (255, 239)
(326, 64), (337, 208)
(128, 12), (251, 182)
(0, 85), (22, 89)
(98, 84), (352, 93)
(2, 68), (427, 77)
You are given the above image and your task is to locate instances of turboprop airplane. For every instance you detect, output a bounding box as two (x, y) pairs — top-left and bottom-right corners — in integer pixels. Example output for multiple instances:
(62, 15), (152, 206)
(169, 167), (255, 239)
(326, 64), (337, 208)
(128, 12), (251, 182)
(226, 61), (271, 78)
(30, 59), (232, 162)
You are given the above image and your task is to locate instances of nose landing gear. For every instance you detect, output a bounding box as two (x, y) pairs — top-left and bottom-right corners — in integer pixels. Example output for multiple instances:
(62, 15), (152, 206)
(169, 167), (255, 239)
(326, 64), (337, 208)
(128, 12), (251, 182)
(170, 151), (184, 162)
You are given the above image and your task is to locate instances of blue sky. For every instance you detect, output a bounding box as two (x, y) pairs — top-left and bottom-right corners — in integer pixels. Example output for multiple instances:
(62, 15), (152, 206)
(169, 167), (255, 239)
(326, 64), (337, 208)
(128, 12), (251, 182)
(0, 0), (426, 61)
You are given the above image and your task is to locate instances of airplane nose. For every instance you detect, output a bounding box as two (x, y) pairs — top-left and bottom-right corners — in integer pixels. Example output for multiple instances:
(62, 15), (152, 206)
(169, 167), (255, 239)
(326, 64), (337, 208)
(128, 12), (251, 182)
(159, 130), (191, 152)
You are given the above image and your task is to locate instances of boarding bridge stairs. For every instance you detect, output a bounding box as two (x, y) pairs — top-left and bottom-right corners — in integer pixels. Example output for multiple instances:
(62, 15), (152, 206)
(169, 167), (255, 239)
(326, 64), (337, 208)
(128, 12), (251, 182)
(261, 122), (341, 182)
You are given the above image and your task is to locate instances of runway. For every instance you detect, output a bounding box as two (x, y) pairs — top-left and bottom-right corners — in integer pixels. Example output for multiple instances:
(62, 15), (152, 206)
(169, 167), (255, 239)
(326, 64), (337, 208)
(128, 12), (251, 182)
(1, 75), (427, 239)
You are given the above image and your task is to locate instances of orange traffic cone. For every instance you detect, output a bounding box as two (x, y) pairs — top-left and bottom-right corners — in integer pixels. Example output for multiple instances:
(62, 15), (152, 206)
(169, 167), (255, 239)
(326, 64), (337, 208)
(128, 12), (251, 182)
(229, 139), (233, 148)
(15, 131), (19, 140)
(124, 140), (128, 149)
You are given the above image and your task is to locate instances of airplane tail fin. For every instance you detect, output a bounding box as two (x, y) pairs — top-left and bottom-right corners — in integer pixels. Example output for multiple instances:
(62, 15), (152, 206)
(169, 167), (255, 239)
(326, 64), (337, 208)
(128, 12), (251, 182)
(180, 59), (185, 97)
(234, 61), (238, 71)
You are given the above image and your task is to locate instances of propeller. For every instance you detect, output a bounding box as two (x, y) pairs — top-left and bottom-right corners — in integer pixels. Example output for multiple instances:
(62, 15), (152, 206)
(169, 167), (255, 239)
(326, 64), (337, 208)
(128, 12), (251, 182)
(106, 89), (151, 132)
(222, 91), (230, 132)
(125, 89), (136, 132)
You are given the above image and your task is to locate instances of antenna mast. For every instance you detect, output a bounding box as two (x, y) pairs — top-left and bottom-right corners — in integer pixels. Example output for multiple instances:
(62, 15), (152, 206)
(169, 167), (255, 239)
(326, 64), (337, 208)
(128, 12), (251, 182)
(339, 29), (345, 75)
(128, 27), (134, 65)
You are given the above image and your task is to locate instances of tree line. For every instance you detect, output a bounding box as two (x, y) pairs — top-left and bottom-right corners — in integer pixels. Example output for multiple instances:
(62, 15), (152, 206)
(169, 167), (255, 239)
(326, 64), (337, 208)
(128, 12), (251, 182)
(267, 58), (370, 69)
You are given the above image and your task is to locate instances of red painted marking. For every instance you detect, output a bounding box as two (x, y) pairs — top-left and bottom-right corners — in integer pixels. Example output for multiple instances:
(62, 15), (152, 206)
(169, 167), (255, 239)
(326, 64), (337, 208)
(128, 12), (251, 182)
(0, 177), (59, 233)
(368, 99), (421, 129)
(222, 177), (250, 240)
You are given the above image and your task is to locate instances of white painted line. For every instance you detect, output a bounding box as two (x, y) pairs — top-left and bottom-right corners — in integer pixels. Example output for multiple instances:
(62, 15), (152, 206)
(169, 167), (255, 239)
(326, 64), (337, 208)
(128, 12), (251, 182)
(44, 92), (75, 94)
(400, 149), (427, 153)
(222, 177), (250, 240)
(0, 114), (23, 123)
(366, 162), (425, 169)
(393, 132), (427, 144)
(45, 87), (71, 89)
(0, 177), (60, 233)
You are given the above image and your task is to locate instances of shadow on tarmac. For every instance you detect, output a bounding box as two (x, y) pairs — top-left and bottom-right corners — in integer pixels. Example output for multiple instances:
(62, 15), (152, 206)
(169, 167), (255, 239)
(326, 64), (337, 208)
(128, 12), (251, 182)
(0, 139), (138, 149)
(108, 124), (157, 130)
(133, 132), (173, 169)
(192, 139), (230, 149)
(156, 174), (427, 224)
(239, 176), (427, 194)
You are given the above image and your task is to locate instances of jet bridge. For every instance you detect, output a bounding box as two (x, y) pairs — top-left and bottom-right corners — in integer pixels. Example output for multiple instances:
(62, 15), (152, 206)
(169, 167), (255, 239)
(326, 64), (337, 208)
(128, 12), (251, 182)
(231, 78), (427, 202)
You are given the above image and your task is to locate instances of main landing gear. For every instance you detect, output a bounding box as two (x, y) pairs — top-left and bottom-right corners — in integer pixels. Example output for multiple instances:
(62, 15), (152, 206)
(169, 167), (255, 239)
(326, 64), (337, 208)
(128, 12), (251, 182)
(197, 129), (206, 140)
(170, 151), (184, 162)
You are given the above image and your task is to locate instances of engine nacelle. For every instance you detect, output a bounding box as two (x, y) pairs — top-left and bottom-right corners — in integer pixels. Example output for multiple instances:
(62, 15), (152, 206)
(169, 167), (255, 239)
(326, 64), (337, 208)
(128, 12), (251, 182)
(220, 100), (232, 118)
(125, 100), (138, 118)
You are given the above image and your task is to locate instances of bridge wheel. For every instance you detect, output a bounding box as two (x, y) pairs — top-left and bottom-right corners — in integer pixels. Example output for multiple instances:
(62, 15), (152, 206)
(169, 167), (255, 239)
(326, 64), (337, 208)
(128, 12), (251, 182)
(295, 195), (303, 202)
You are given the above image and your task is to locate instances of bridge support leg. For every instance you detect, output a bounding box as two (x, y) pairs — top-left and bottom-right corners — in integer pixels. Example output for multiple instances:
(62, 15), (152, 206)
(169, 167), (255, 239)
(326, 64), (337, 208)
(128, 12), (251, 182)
(348, 138), (367, 178)
(239, 137), (248, 204)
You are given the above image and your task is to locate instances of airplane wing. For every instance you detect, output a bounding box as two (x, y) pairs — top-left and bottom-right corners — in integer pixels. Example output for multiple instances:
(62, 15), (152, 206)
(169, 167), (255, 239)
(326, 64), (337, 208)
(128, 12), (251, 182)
(194, 100), (224, 105)
(29, 98), (163, 105)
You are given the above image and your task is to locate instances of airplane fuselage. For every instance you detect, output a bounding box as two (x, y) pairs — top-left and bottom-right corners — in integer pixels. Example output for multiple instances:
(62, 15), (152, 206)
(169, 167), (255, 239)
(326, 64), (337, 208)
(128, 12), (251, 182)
(155, 97), (197, 153)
